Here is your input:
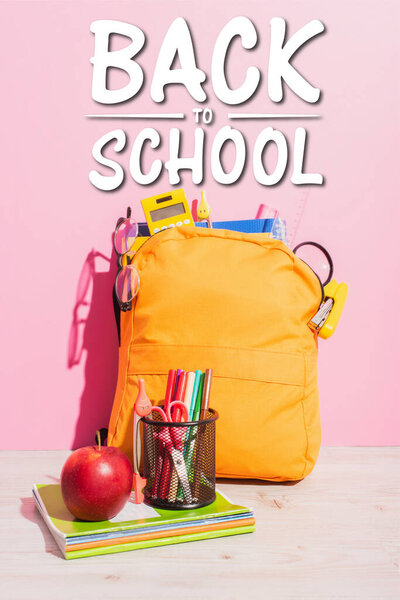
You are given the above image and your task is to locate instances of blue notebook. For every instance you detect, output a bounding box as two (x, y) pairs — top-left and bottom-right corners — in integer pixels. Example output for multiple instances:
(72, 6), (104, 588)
(138, 218), (274, 237)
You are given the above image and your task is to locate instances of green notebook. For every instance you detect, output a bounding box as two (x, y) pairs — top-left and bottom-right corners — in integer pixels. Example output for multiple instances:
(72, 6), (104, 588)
(33, 484), (255, 559)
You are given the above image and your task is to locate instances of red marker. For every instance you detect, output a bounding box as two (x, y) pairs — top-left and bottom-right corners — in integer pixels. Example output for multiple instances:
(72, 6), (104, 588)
(152, 370), (175, 497)
(157, 370), (177, 499)
(164, 369), (176, 413)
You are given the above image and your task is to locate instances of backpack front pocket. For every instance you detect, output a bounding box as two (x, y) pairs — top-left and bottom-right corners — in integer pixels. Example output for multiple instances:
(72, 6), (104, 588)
(118, 344), (320, 481)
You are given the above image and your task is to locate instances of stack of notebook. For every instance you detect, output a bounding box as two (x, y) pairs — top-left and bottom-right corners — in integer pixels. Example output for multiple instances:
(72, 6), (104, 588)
(32, 484), (255, 559)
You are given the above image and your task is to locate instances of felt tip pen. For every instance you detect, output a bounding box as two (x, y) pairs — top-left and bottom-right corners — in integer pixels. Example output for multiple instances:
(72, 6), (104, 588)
(183, 372), (195, 418)
(200, 369), (213, 419)
(193, 373), (205, 422)
(189, 370), (202, 421)
(173, 371), (187, 422)
(164, 369), (176, 414)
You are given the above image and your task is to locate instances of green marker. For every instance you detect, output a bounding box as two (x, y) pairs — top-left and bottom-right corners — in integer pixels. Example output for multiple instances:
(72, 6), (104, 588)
(193, 373), (205, 422)
(189, 370), (202, 421)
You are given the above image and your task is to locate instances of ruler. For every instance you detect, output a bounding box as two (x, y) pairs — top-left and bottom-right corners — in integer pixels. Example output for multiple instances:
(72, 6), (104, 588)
(286, 190), (310, 249)
(256, 191), (310, 248)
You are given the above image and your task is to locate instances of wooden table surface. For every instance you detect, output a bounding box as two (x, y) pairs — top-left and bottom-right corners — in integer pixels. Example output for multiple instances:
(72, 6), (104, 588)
(1, 448), (399, 599)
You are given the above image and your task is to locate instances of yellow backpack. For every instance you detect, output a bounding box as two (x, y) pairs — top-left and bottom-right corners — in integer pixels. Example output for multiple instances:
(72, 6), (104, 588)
(108, 226), (322, 481)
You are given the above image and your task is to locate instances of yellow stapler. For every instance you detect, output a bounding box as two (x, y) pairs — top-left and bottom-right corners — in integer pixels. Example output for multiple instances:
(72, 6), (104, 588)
(309, 279), (349, 339)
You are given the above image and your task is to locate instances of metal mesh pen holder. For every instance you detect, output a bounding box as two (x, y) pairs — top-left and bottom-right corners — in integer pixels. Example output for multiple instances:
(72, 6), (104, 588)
(141, 409), (218, 510)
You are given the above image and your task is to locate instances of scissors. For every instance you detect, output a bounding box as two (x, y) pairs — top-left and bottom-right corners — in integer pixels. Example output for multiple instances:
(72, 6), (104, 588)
(133, 379), (191, 503)
(153, 416), (192, 503)
(148, 402), (188, 423)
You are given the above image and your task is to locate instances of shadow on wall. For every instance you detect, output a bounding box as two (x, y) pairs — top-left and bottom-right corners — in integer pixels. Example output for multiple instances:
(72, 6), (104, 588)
(67, 240), (118, 449)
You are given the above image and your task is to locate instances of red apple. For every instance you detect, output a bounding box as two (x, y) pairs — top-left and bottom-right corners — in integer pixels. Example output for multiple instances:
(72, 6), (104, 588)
(61, 443), (133, 521)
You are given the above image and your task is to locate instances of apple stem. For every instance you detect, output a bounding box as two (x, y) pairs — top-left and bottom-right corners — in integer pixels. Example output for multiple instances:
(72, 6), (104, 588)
(96, 430), (101, 451)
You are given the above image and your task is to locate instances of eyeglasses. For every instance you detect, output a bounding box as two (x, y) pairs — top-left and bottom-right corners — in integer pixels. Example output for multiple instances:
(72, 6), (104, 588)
(293, 241), (333, 287)
(113, 209), (140, 311)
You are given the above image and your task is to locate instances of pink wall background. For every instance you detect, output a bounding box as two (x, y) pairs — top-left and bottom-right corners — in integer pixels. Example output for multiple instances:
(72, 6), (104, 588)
(1, 0), (399, 449)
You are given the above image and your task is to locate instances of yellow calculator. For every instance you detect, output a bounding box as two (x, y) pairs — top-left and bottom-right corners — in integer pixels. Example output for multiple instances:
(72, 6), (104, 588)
(140, 188), (194, 235)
